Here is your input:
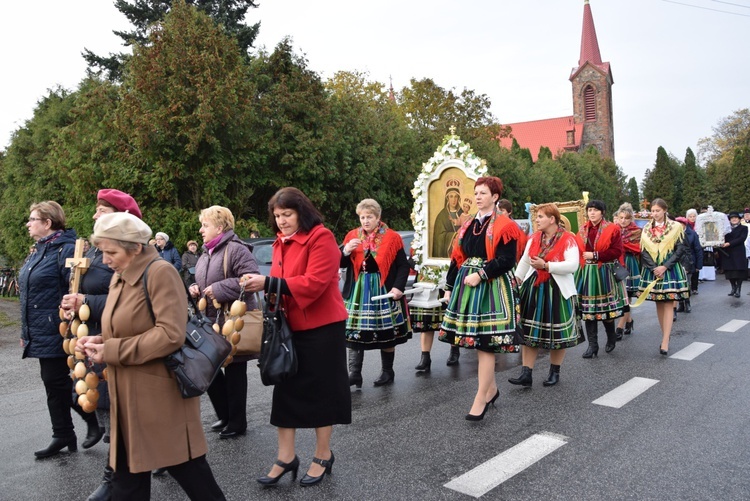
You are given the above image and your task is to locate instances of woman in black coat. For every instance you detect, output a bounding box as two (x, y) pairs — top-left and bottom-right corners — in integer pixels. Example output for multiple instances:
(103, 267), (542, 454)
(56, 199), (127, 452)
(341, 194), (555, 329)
(721, 212), (748, 297)
(20, 201), (100, 459)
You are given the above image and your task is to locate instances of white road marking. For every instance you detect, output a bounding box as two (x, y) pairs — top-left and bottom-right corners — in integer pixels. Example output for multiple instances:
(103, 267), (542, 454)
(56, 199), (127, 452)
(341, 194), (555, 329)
(592, 377), (658, 408)
(670, 342), (713, 360)
(444, 432), (568, 498)
(716, 320), (750, 332)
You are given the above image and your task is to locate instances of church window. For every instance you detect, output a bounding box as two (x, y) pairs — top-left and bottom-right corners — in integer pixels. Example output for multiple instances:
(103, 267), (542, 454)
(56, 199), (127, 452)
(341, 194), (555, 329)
(584, 85), (596, 121)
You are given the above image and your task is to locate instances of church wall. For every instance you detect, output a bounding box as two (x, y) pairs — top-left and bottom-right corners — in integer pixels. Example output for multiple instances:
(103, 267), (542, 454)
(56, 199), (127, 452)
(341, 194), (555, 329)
(571, 65), (615, 160)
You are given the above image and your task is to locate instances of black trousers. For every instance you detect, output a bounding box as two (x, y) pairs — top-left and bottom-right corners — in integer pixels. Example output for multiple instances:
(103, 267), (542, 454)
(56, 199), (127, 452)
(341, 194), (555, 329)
(111, 433), (225, 501)
(39, 357), (96, 438)
(206, 361), (248, 431)
(691, 272), (699, 292)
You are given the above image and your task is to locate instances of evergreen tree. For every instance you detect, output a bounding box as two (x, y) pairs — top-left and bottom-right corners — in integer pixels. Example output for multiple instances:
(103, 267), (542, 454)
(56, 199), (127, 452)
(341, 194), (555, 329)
(627, 177), (640, 209)
(642, 146), (678, 208)
(728, 146), (750, 211)
(680, 147), (707, 212)
(83, 0), (260, 81)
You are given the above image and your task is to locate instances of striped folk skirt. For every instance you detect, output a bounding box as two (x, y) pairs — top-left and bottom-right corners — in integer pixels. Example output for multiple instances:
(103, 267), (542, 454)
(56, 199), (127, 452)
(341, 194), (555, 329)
(518, 273), (580, 350)
(438, 258), (520, 354)
(637, 262), (690, 302)
(410, 305), (444, 333)
(576, 261), (627, 321)
(345, 271), (412, 350)
(624, 252), (641, 297)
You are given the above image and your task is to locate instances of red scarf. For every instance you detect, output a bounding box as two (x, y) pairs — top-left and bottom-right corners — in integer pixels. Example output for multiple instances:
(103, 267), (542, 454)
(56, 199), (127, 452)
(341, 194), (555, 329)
(451, 209), (526, 269)
(529, 228), (581, 285)
(620, 222), (641, 258)
(579, 220), (619, 268)
(344, 225), (403, 286)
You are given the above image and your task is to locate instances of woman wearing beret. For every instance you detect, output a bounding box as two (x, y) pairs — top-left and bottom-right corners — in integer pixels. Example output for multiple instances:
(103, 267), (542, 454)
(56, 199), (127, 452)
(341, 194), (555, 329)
(77, 212), (225, 500)
(20, 201), (100, 459)
(576, 200), (626, 358)
(61, 189), (142, 500)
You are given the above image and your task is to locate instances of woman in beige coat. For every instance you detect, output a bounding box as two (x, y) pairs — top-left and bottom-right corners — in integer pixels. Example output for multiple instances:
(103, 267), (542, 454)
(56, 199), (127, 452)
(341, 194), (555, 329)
(77, 212), (225, 501)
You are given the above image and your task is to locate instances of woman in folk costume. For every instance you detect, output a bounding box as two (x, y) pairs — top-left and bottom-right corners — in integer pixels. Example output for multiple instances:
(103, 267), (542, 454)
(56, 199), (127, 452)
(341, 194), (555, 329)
(509, 203), (583, 388)
(615, 203), (642, 338)
(342, 199), (412, 387)
(576, 199), (627, 358)
(637, 198), (689, 355)
(438, 176), (526, 420)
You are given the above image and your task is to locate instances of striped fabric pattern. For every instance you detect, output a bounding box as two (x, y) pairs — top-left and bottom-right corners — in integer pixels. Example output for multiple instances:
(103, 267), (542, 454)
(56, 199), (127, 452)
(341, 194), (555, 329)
(410, 305), (444, 333)
(519, 272), (580, 349)
(576, 261), (627, 320)
(439, 259), (520, 353)
(637, 262), (690, 301)
(345, 272), (411, 348)
(623, 252), (641, 295)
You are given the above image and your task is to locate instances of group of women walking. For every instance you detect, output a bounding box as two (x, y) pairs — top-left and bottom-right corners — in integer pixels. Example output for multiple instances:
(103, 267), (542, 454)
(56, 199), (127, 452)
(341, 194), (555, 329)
(20, 177), (709, 498)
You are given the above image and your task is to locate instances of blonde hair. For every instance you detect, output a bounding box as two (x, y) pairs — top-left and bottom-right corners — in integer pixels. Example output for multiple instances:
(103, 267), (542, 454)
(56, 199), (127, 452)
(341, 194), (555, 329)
(617, 202), (634, 219)
(200, 205), (235, 231)
(30, 201), (66, 230)
(356, 199), (382, 218)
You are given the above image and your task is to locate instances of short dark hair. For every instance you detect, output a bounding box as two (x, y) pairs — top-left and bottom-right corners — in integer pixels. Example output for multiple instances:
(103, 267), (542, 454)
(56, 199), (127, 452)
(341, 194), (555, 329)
(585, 199), (606, 214)
(268, 187), (324, 233)
(497, 199), (513, 214)
(475, 176), (504, 198)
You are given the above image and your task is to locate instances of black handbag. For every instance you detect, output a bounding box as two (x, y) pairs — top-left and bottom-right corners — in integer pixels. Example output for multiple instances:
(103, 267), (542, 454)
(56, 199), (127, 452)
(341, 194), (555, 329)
(612, 261), (629, 282)
(142, 260), (232, 398)
(258, 277), (297, 386)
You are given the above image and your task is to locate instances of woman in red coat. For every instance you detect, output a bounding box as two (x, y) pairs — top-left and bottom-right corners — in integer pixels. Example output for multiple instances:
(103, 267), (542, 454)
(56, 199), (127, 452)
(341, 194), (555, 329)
(242, 187), (351, 488)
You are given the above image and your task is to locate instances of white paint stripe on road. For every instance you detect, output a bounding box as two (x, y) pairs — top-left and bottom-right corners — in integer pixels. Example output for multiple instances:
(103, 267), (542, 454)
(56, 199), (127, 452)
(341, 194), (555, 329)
(444, 432), (567, 498)
(670, 342), (713, 360)
(592, 377), (658, 408)
(716, 319), (750, 332)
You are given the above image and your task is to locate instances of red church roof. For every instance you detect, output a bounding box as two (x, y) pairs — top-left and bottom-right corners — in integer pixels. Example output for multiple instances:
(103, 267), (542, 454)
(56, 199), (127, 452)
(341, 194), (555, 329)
(498, 116), (583, 162)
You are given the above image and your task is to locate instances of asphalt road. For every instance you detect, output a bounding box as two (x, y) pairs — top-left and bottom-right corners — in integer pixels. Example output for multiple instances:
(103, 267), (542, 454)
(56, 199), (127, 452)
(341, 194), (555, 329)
(0, 277), (747, 500)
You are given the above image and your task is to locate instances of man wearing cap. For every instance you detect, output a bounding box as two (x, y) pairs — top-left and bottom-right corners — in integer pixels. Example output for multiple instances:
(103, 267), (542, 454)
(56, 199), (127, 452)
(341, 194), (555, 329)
(77, 212), (225, 500)
(61, 189), (143, 501)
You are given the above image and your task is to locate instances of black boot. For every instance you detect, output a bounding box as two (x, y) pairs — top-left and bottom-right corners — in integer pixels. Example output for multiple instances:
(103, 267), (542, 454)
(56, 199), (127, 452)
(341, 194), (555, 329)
(446, 346), (460, 366)
(348, 349), (364, 389)
(86, 466), (113, 501)
(735, 282), (742, 298)
(82, 420), (105, 449)
(615, 327), (624, 341)
(373, 350), (395, 386)
(684, 298), (692, 313)
(508, 366), (533, 387)
(728, 281), (737, 296)
(543, 364), (560, 387)
(673, 307), (677, 322)
(582, 320), (599, 358)
(604, 321), (617, 353)
(676, 301), (685, 312)
(34, 435), (77, 458)
(624, 320), (634, 335)
(415, 351), (431, 372)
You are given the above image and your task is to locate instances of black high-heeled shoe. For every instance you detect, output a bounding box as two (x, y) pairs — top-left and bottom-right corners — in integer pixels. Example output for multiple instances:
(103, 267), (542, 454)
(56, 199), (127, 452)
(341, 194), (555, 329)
(465, 402), (490, 421)
(582, 345), (598, 358)
(488, 389), (500, 407)
(34, 436), (77, 458)
(659, 347), (668, 356)
(257, 455), (300, 486)
(300, 451), (334, 487)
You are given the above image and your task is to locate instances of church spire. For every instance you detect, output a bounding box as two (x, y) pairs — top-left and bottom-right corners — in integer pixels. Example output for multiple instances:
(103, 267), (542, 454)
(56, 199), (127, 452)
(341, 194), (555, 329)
(578, 0), (602, 67)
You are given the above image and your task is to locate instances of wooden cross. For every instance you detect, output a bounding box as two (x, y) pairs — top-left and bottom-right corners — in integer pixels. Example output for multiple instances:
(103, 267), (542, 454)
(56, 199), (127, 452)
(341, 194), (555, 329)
(65, 239), (91, 294)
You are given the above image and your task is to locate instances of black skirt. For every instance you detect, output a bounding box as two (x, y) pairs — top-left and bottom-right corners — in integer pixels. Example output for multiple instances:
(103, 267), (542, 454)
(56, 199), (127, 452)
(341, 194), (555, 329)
(270, 321), (352, 429)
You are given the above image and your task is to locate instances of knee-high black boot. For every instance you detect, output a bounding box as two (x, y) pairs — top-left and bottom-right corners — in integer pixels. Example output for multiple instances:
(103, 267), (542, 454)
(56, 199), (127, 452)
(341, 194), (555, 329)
(374, 350), (395, 386)
(735, 281), (742, 298)
(582, 320), (598, 358)
(729, 280), (738, 296)
(348, 349), (364, 388)
(604, 321), (617, 353)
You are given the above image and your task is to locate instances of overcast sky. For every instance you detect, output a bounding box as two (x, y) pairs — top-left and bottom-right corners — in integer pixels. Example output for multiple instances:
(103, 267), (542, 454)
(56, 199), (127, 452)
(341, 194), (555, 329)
(1, 0), (748, 184)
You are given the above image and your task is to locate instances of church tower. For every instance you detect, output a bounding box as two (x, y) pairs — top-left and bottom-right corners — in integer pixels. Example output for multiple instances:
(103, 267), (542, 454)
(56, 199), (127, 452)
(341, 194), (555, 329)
(570, 0), (614, 160)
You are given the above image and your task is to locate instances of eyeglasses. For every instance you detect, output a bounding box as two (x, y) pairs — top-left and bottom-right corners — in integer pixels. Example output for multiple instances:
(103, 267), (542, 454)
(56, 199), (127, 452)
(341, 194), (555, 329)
(28, 217), (46, 223)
